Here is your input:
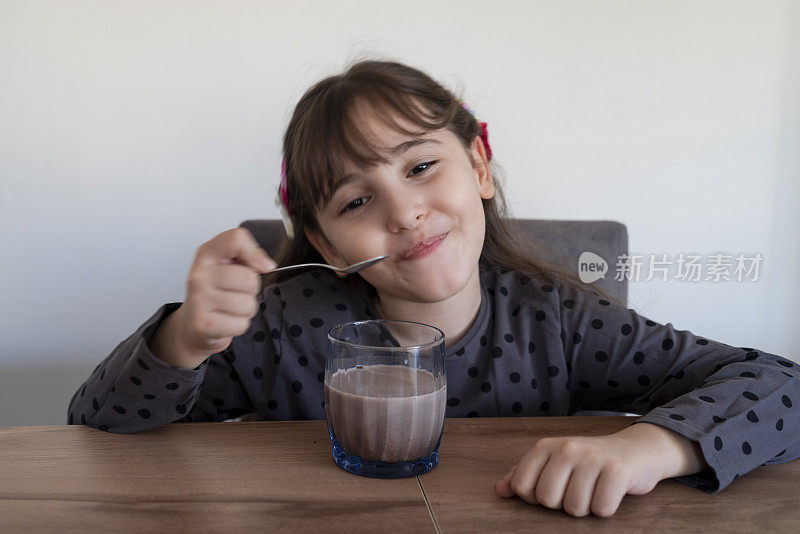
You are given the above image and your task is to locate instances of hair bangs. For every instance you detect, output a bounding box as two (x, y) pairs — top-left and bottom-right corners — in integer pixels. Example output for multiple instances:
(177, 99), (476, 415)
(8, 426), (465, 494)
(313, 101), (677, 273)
(302, 85), (457, 210)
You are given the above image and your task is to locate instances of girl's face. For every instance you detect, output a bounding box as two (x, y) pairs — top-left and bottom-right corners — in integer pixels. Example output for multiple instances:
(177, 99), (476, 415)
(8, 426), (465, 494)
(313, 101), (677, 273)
(305, 105), (495, 304)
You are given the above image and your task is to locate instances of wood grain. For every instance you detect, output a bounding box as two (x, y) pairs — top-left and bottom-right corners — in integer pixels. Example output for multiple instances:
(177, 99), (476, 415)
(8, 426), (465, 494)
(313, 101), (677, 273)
(0, 422), (433, 533)
(2, 417), (798, 533)
(420, 417), (800, 533)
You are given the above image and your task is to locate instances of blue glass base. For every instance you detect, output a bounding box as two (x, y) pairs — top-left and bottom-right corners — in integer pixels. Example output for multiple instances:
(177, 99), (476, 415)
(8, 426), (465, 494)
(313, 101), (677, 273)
(327, 427), (441, 479)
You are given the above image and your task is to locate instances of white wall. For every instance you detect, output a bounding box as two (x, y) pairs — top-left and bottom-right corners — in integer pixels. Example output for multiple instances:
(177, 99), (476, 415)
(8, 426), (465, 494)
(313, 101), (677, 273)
(1, 0), (798, 426)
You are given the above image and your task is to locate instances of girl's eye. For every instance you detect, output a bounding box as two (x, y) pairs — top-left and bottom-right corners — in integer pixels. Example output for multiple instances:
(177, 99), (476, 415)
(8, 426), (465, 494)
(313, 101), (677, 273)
(409, 160), (437, 176)
(337, 161), (437, 215)
(340, 197), (368, 215)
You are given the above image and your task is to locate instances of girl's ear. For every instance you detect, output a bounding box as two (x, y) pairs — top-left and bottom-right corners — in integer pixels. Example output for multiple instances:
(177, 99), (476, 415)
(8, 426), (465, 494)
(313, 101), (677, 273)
(304, 229), (349, 278)
(470, 135), (495, 200)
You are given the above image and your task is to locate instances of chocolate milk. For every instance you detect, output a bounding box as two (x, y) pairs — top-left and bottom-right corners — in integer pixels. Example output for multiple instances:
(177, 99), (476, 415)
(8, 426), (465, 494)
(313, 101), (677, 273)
(324, 364), (446, 463)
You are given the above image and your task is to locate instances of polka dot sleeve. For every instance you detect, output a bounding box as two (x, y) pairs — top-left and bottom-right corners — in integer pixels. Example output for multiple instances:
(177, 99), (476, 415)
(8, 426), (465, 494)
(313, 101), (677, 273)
(67, 302), (256, 433)
(557, 280), (800, 494)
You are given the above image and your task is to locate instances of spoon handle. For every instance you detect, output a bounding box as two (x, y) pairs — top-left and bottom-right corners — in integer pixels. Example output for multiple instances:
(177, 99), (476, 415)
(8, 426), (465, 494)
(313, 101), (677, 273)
(265, 263), (339, 274)
(262, 255), (388, 276)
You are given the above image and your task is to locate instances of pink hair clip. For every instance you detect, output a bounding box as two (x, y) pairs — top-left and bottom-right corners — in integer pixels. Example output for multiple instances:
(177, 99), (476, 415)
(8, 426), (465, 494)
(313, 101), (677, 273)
(277, 157), (294, 239)
(478, 121), (492, 161)
(458, 98), (492, 161)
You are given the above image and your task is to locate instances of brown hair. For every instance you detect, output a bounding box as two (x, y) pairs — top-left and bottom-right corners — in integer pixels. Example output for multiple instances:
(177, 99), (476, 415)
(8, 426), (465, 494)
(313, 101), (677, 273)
(262, 59), (623, 310)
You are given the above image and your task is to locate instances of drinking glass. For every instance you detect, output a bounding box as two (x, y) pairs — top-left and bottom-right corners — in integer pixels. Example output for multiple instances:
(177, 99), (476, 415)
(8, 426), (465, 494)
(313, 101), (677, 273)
(324, 319), (446, 478)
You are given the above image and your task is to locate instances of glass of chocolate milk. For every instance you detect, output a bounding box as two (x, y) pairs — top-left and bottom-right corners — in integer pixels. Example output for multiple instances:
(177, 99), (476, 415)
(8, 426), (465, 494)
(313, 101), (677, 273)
(324, 320), (446, 478)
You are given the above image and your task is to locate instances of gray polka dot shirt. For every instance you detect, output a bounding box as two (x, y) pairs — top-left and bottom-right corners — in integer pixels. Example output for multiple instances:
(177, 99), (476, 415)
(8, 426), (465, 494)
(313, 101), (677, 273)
(69, 264), (799, 494)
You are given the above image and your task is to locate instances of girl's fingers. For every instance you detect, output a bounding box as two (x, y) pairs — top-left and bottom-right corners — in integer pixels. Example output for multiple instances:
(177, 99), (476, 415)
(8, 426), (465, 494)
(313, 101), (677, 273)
(207, 264), (262, 295)
(561, 464), (602, 518)
(590, 466), (630, 518)
(197, 228), (275, 273)
(508, 447), (551, 505)
(494, 465), (517, 498)
(206, 289), (259, 318)
(532, 457), (573, 510)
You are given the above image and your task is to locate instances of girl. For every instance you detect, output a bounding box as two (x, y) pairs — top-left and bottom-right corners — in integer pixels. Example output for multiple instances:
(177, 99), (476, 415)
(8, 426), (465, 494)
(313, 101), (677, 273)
(69, 60), (799, 518)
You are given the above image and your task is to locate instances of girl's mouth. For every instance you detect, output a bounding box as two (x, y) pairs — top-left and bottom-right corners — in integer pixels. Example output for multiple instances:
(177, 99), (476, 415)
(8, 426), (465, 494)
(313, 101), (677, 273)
(400, 233), (447, 260)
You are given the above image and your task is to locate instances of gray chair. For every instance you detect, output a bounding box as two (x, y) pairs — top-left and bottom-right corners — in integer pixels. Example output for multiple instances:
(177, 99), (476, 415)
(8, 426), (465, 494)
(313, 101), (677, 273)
(239, 218), (638, 417)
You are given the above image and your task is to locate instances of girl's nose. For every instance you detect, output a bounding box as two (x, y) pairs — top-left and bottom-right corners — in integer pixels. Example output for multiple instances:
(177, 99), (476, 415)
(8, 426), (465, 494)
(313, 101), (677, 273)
(385, 185), (425, 233)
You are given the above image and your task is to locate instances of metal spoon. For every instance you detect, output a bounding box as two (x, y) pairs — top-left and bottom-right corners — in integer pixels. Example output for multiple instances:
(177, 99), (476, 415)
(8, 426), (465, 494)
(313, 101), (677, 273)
(263, 254), (389, 275)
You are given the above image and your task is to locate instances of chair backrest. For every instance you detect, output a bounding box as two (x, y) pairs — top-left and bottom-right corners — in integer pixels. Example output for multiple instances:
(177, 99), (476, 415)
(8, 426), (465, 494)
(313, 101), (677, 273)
(240, 218), (628, 306)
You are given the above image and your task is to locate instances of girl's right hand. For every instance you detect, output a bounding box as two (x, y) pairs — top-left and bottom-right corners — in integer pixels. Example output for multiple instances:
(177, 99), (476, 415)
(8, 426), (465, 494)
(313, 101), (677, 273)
(160, 228), (276, 368)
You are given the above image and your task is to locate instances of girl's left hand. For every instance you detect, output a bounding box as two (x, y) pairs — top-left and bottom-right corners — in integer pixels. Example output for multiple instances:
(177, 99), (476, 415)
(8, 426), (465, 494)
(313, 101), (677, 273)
(494, 431), (665, 518)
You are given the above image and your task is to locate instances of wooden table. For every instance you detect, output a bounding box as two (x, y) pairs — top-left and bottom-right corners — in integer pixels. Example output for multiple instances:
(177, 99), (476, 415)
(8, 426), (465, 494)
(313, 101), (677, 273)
(2, 417), (798, 532)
